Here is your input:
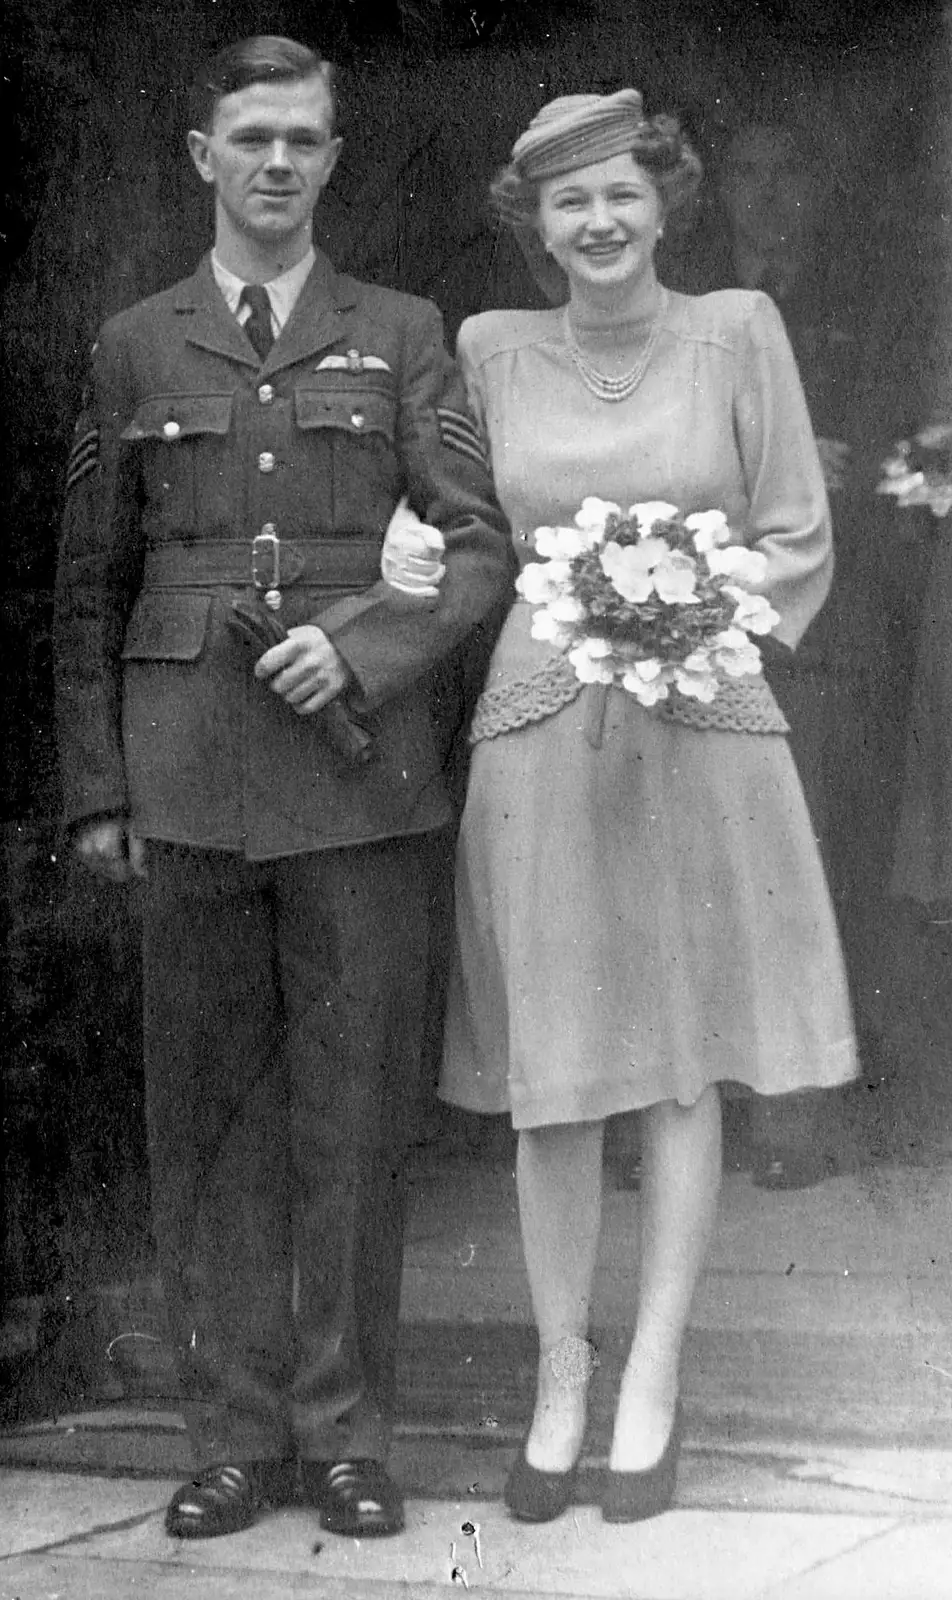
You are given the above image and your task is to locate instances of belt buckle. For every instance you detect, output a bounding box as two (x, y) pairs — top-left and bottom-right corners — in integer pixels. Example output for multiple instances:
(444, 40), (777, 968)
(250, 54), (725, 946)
(252, 532), (282, 610)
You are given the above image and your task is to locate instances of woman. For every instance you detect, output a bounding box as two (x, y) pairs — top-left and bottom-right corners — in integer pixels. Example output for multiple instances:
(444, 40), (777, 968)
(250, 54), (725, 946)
(439, 91), (856, 1524)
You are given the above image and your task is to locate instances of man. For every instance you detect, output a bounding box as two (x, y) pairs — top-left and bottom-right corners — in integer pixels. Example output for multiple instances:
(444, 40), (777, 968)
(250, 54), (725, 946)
(53, 36), (511, 1541)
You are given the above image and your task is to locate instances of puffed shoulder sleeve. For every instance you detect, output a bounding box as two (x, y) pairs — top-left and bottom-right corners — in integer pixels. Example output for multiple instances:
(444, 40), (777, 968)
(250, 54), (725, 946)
(734, 292), (833, 649)
(53, 324), (144, 826)
(315, 301), (514, 708)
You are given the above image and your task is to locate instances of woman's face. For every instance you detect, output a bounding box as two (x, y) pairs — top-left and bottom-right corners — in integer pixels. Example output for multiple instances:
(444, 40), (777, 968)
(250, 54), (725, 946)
(537, 152), (663, 294)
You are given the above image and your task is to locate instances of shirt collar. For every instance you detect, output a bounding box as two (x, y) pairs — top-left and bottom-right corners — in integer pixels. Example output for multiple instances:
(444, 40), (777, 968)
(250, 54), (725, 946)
(211, 247), (317, 330)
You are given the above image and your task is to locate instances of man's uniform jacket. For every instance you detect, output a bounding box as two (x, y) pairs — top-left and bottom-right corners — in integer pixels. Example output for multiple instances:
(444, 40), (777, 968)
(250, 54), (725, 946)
(54, 251), (512, 858)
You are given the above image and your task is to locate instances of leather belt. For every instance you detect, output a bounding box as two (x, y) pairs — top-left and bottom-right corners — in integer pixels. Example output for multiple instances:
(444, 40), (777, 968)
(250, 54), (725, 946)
(142, 538), (382, 591)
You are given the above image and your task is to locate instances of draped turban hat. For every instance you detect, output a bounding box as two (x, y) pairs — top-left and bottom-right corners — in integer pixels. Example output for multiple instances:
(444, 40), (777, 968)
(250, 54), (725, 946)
(510, 90), (648, 180)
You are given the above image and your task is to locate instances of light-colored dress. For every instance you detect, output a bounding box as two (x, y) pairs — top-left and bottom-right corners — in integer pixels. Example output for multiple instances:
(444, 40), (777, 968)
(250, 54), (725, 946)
(439, 290), (857, 1130)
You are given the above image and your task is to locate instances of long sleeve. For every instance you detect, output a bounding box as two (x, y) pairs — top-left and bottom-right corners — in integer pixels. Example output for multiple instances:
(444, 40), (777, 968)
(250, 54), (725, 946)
(53, 323), (145, 827)
(314, 302), (514, 708)
(733, 292), (833, 649)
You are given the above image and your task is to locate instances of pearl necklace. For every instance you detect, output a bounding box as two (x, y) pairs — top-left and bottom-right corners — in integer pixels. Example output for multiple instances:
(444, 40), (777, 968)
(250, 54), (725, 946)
(563, 289), (668, 403)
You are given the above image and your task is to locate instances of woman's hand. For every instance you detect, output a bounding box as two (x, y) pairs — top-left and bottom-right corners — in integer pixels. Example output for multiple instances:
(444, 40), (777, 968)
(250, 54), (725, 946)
(381, 495), (446, 596)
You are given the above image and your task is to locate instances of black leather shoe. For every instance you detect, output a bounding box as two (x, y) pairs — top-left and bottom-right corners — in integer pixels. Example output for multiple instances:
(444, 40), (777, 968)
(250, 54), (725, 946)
(504, 1436), (581, 1522)
(302, 1458), (405, 1538)
(602, 1402), (683, 1523)
(165, 1463), (264, 1539)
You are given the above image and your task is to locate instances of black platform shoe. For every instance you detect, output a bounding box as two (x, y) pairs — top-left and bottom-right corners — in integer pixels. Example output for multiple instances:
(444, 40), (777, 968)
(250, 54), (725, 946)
(504, 1435), (581, 1522)
(602, 1402), (684, 1523)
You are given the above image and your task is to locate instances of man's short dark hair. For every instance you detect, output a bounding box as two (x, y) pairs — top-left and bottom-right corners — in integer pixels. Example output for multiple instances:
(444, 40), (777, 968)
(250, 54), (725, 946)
(191, 36), (336, 134)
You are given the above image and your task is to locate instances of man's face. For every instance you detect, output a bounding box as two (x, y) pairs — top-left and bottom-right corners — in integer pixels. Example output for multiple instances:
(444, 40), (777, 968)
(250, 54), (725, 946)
(719, 126), (814, 253)
(188, 74), (341, 248)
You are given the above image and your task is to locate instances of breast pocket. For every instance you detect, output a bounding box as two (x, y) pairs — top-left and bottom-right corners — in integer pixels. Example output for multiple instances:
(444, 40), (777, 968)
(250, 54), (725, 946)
(121, 393), (233, 537)
(294, 381), (401, 533)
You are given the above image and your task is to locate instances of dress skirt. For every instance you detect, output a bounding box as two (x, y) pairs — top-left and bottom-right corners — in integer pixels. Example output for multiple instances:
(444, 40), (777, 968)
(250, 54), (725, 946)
(439, 604), (857, 1130)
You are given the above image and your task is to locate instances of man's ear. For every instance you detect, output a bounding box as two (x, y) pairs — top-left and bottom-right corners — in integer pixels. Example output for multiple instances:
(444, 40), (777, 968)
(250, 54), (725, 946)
(187, 129), (215, 185)
(320, 136), (343, 192)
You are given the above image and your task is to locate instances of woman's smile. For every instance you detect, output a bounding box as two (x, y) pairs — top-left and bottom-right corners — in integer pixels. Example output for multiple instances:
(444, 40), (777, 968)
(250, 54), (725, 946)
(537, 151), (664, 296)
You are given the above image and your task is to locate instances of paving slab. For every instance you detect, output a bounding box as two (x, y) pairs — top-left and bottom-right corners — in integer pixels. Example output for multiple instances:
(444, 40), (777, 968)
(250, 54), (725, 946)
(1, 1470), (169, 1557)
(0, 1470), (892, 1600)
(770, 1516), (952, 1599)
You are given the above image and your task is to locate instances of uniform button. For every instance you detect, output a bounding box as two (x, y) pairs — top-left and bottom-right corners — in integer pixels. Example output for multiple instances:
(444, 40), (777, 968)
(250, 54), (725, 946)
(261, 522), (277, 538)
(351, 411), (365, 429)
(163, 420), (181, 439)
(258, 384), (275, 404)
(258, 451), (275, 473)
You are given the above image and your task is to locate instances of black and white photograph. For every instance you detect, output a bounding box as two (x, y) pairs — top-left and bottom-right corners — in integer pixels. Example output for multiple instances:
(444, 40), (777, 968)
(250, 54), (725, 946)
(3, 2), (952, 1596)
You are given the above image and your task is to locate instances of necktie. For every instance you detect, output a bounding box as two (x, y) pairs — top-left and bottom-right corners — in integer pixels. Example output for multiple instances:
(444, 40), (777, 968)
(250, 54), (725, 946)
(239, 285), (275, 361)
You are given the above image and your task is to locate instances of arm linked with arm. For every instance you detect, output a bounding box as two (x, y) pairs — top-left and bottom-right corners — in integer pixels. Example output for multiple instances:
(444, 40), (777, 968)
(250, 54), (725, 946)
(311, 301), (514, 709)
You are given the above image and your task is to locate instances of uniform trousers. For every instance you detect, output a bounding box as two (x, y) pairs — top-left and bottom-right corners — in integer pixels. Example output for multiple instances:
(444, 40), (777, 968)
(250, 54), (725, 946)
(140, 834), (433, 1467)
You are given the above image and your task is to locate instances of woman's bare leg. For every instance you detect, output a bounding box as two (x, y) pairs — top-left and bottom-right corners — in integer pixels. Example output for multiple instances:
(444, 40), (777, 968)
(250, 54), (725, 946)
(610, 1087), (722, 1471)
(516, 1120), (604, 1470)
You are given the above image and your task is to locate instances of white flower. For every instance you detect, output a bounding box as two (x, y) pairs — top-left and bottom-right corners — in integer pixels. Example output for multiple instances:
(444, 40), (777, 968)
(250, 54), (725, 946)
(652, 552), (701, 604)
(569, 638), (615, 683)
(877, 468), (926, 502)
(705, 544), (768, 585)
(549, 595), (587, 624)
(684, 510), (731, 551)
(534, 524), (590, 559)
(530, 609), (573, 647)
(674, 663), (718, 702)
(575, 497), (622, 535)
(621, 658), (669, 704)
(916, 423), (952, 450)
(712, 626), (750, 651)
(516, 560), (572, 605)
(716, 639), (763, 678)
(628, 501), (679, 534)
(600, 537), (668, 603)
(726, 587), (781, 636)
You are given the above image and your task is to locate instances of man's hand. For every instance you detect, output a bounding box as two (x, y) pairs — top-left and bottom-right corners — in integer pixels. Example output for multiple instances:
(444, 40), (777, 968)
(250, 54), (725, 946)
(255, 625), (351, 715)
(75, 817), (147, 883)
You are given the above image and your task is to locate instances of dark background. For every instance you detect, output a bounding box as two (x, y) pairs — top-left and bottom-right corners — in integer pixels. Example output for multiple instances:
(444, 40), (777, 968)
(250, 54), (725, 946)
(1, 0), (947, 1345)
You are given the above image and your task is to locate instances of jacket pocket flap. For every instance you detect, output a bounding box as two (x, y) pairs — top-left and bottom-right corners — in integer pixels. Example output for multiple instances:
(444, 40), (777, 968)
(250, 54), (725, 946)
(294, 385), (395, 440)
(121, 394), (233, 443)
(122, 593), (211, 661)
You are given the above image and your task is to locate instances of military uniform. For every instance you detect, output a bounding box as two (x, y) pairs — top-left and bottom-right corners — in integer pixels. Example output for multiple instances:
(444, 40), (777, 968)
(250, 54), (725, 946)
(54, 250), (512, 1466)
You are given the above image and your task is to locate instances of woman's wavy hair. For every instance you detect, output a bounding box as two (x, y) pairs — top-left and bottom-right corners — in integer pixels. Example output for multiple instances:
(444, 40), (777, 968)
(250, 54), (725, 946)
(491, 113), (702, 229)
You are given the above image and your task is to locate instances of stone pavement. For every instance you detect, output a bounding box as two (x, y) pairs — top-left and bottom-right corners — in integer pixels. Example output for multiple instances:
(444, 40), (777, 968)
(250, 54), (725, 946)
(5, 1148), (952, 1598)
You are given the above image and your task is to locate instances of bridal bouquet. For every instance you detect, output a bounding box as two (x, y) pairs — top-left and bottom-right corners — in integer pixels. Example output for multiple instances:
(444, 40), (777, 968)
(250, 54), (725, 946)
(877, 424), (952, 518)
(516, 498), (780, 707)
